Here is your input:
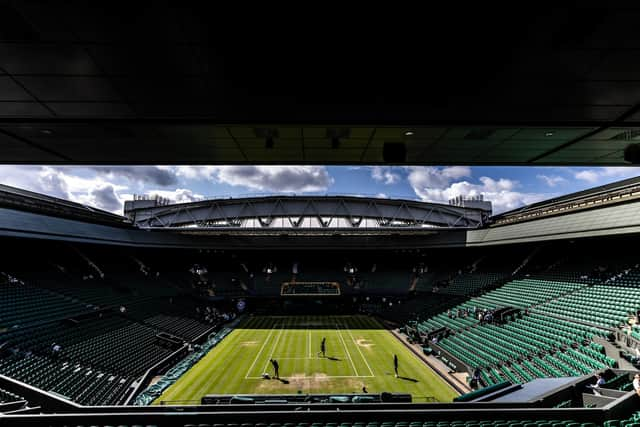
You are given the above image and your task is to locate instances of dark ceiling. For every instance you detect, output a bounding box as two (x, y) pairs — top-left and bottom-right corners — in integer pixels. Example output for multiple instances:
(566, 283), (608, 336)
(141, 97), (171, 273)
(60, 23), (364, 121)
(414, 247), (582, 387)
(2, 3), (640, 165)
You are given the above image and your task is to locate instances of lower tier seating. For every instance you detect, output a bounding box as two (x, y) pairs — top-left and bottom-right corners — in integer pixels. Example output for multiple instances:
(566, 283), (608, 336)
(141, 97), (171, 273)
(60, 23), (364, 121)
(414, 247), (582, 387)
(0, 353), (133, 406)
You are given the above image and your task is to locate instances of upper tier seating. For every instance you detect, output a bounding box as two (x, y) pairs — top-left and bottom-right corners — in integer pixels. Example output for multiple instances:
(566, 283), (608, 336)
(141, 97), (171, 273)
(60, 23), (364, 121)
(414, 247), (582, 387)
(533, 285), (640, 328)
(414, 279), (587, 335)
(0, 281), (92, 330)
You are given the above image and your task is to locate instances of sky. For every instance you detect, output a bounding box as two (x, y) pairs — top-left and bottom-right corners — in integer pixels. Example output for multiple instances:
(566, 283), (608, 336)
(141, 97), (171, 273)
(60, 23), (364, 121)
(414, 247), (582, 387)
(0, 165), (639, 216)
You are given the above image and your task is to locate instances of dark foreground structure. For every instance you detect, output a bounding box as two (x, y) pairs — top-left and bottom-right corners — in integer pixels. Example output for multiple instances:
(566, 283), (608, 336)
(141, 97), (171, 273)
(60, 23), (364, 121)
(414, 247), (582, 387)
(2, 3), (640, 426)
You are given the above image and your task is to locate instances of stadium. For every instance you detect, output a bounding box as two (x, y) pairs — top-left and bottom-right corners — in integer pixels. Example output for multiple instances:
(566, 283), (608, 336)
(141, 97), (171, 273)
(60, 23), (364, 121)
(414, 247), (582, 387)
(2, 3), (640, 427)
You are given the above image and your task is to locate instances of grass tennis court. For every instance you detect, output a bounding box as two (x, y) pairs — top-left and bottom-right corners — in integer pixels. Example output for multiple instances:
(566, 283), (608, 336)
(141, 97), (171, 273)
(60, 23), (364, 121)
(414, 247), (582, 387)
(154, 315), (458, 404)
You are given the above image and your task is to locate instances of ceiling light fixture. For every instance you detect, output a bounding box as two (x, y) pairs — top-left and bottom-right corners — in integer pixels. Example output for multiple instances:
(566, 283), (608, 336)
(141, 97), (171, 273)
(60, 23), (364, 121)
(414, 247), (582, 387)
(40, 129), (53, 135)
(404, 130), (415, 136)
(545, 131), (554, 137)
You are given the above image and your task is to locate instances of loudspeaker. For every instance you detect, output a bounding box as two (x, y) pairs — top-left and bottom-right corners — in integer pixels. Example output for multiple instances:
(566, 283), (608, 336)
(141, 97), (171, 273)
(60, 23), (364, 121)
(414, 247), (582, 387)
(383, 142), (406, 163)
(624, 143), (640, 164)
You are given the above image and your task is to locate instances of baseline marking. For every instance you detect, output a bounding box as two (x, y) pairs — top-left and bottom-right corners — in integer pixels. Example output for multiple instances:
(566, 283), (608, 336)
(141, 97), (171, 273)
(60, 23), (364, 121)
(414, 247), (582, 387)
(244, 324), (277, 379)
(246, 374), (370, 379)
(343, 321), (375, 377)
(335, 324), (359, 377)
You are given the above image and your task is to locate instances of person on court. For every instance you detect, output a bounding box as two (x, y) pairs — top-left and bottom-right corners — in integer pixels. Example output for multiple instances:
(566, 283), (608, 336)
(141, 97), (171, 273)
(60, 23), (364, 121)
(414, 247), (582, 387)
(318, 337), (326, 357)
(270, 359), (280, 379)
(393, 354), (399, 377)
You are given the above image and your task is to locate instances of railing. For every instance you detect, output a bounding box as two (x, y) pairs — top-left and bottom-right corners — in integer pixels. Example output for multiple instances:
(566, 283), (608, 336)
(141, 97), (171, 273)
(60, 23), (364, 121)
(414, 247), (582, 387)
(123, 344), (189, 405)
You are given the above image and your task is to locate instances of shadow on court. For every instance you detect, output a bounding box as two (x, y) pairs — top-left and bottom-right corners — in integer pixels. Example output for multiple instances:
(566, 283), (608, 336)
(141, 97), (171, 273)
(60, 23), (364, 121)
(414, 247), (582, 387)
(326, 356), (341, 361)
(277, 378), (290, 384)
(398, 376), (418, 383)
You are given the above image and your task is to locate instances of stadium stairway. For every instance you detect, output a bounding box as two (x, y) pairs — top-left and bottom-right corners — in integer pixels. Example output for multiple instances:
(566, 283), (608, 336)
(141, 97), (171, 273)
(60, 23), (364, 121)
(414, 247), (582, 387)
(592, 337), (637, 371)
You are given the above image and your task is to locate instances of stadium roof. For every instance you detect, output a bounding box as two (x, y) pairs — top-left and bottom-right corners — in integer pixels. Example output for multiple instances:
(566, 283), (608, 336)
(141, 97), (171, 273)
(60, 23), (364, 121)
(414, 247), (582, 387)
(2, 177), (640, 246)
(496, 176), (640, 215)
(492, 175), (640, 226)
(0, 183), (129, 226)
(124, 195), (490, 230)
(2, 4), (640, 165)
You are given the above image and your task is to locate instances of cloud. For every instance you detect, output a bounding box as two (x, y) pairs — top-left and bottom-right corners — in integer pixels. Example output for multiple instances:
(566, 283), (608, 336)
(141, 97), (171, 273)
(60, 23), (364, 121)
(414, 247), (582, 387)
(407, 167), (545, 213)
(174, 166), (218, 181)
(574, 167), (640, 184)
(371, 166), (401, 185)
(0, 166), (128, 214)
(0, 165), (51, 195)
(90, 166), (178, 187)
(174, 166), (334, 193)
(574, 170), (599, 183)
(144, 189), (205, 204)
(537, 174), (567, 187)
(214, 166), (333, 192)
(407, 166), (471, 191)
(38, 167), (72, 200)
(441, 166), (472, 180)
(80, 185), (123, 212)
(0, 165), (334, 214)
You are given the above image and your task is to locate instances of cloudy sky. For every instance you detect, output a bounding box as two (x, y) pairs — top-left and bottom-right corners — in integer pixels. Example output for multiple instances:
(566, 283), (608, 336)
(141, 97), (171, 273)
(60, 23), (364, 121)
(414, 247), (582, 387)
(0, 165), (639, 215)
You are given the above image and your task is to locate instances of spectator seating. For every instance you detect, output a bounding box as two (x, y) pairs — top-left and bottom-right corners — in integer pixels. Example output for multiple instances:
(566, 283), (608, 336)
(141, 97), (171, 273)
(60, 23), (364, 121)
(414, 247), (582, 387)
(0, 353), (133, 406)
(144, 314), (211, 341)
(0, 287), (223, 405)
(0, 387), (23, 403)
(413, 279), (587, 336)
(533, 285), (640, 328)
(0, 281), (92, 330)
(62, 321), (175, 376)
(179, 419), (612, 427)
(419, 277), (628, 388)
(440, 272), (511, 296)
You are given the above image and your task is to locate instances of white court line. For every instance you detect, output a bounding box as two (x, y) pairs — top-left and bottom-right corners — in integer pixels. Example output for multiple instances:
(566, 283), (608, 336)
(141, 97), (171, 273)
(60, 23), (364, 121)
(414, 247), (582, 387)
(343, 321), (375, 377)
(279, 357), (319, 360)
(335, 324), (359, 377)
(244, 324), (276, 379)
(246, 374), (373, 379)
(276, 354), (347, 360)
(261, 320), (286, 374)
